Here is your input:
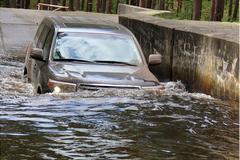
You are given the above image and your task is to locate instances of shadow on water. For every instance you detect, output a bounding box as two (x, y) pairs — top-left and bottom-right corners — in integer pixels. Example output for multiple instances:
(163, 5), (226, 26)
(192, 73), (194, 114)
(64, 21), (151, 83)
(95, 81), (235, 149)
(0, 54), (239, 160)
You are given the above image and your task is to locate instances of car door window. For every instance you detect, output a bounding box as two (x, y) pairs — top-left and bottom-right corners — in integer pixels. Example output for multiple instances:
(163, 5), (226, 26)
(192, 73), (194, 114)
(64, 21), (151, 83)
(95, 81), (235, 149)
(43, 27), (54, 60)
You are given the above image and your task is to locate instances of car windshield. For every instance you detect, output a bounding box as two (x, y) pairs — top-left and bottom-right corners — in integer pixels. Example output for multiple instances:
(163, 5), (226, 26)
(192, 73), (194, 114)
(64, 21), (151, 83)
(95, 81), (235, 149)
(52, 32), (143, 66)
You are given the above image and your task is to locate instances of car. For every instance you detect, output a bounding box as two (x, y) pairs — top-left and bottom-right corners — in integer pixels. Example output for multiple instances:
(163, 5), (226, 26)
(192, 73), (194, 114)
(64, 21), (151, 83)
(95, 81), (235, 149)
(24, 16), (162, 94)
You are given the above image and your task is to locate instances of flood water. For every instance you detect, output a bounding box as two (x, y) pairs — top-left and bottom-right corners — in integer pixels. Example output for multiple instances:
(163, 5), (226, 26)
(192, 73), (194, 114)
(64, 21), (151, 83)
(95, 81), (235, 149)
(0, 54), (239, 160)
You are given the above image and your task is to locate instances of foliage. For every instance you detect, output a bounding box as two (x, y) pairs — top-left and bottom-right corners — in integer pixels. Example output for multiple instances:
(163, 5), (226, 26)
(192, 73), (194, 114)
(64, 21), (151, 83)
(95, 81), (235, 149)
(157, 0), (239, 22)
(0, 0), (239, 22)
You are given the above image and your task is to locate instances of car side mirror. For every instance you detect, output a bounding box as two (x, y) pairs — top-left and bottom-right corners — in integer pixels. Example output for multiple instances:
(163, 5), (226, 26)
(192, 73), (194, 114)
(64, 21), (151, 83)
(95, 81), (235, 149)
(148, 54), (162, 65)
(30, 48), (44, 61)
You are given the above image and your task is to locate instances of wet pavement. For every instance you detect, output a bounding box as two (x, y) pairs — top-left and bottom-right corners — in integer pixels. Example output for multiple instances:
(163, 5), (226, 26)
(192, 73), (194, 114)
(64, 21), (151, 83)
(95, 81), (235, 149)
(0, 54), (239, 159)
(0, 8), (118, 57)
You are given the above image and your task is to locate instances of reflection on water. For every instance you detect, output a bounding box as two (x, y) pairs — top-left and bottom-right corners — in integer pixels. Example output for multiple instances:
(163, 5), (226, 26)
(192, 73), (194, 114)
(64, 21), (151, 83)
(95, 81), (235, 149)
(0, 55), (239, 159)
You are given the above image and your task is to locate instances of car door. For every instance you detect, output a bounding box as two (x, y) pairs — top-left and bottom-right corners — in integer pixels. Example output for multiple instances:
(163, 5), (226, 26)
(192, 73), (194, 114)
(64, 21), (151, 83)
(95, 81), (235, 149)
(30, 23), (50, 89)
(25, 22), (45, 81)
(38, 26), (55, 92)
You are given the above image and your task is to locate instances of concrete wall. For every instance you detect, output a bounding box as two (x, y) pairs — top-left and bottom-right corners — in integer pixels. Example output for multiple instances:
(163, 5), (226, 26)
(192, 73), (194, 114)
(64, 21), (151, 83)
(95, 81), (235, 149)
(118, 4), (170, 16)
(119, 13), (239, 102)
(118, 3), (152, 14)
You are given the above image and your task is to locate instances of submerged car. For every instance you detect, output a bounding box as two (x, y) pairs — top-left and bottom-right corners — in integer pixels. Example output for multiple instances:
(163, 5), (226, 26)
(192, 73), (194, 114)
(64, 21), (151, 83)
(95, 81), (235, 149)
(24, 16), (162, 94)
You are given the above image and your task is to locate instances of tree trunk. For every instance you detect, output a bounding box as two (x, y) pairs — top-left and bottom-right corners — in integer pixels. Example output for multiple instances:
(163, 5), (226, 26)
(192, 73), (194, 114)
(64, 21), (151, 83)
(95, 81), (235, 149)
(106, 0), (112, 13)
(115, 0), (119, 13)
(96, 0), (101, 12)
(102, 0), (106, 12)
(159, 0), (165, 10)
(170, 0), (173, 9)
(61, 0), (66, 10)
(51, 0), (58, 5)
(211, 0), (215, 20)
(4, 0), (9, 7)
(69, 0), (74, 10)
(176, 0), (182, 15)
(232, 0), (239, 20)
(212, 0), (224, 21)
(16, 0), (20, 8)
(24, 0), (30, 9)
(228, 0), (233, 21)
(9, 0), (16, 8)
(219, 0), (225, 19)
(75, 0), (80, 10)
(86, 0), (92, 11)
(193, 0), (202, 20)
(139, 0), (145, 7)
(165, 0), (169, 10)
(146, 0), (152, 8)
(151, 0), (156, 9)
(81, 0), (85, 10)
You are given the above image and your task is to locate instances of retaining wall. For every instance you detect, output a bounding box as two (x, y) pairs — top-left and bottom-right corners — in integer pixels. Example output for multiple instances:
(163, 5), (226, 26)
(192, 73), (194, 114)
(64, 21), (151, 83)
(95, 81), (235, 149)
(119, 7), (239, 102)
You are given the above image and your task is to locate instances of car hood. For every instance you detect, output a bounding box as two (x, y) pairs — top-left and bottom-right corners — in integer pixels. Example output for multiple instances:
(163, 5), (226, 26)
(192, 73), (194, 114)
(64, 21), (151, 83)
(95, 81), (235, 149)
(48, 62), (159, 87)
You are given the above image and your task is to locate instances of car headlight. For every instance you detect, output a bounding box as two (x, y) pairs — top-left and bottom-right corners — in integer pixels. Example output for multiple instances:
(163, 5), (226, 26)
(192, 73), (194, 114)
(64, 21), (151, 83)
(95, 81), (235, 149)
(47, 79), (76, 93)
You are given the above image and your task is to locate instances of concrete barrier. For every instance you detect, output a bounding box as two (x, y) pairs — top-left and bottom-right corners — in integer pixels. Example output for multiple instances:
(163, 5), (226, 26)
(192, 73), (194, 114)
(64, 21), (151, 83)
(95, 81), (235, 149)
(118, 4), (170, 15)
(119, 11), (239, 102)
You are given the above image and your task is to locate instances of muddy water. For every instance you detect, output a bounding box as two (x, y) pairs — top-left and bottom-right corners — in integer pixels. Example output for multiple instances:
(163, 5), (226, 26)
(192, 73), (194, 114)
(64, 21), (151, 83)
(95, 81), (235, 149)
(0, 55), (239, 160)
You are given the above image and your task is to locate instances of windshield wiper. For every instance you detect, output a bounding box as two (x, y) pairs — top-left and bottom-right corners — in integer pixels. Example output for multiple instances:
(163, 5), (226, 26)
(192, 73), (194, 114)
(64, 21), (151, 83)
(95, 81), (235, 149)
(94, 60), (137, 66)
(54, 58), (95, 63)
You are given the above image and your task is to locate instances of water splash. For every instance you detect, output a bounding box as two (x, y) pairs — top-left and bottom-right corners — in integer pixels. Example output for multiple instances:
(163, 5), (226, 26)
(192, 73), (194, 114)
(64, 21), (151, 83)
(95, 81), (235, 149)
(0, 54), (238, 159)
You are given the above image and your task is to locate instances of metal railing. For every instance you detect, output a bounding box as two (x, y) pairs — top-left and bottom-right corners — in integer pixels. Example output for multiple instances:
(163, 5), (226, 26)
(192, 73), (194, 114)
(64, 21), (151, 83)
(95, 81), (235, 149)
(37, 3), (69, 11)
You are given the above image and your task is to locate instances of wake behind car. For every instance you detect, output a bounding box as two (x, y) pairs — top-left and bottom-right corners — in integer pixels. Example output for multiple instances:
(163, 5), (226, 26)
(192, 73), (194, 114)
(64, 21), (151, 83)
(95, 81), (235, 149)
(24, 16), (162, 94)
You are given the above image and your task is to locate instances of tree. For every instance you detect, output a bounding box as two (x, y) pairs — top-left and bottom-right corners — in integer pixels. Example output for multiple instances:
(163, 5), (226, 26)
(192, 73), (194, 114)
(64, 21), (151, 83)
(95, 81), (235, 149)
(96, 0), (101, 12)
(159, 0), (165, 10)
(232, 0), (239, 21)
(86, 0), (92, 11)
(76, 0), (81, 10)
(211, 0), (225, 21)
(102, 0), (106, 12)
(211, 0), (216, 20)
(81, 0), (85, 10)
(51, 0), (58, 5)
(193, 0), (202, 20)
(228, 0), (233, 21)
(146, 0), (152, 8)
(176, 0), (182, 15)
(69, 0), (74, 10)
(106, 0), (112, 13)
(139, 0), (145, 7)
(9, 0), (16, 8)
(115, 0), (119, 13)
(219, 0), (225, 20)
(151, 0), (156, 9)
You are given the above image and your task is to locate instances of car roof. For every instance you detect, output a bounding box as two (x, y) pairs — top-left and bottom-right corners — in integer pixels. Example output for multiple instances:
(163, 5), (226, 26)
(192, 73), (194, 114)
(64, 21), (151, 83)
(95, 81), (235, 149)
(43, 16), (131, 35)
